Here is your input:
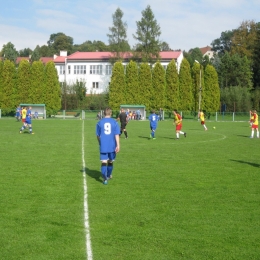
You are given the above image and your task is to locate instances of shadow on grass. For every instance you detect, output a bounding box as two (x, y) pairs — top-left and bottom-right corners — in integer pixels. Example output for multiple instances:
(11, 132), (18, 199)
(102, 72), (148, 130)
(230, 159), (260, 168)
(82, 167), (102, 183)
(138, 135), (151, 140)
(237, 135), (250, 138)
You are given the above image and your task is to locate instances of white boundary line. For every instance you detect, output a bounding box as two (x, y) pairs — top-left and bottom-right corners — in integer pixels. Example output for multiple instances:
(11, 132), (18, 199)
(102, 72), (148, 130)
(82, 120), (93, 260)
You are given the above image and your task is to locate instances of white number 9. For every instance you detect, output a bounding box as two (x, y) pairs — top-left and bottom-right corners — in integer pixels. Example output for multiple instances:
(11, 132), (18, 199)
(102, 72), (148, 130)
(104, 123), (111, 135)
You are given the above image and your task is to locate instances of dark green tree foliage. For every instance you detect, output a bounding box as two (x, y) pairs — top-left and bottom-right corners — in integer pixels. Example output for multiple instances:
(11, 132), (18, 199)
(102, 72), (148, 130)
(107, 8), (130, 61)
(108, 61), (126, 111)
(133, 5), (161, 63)
(125, 60), (139, 104)
(220, 86), (251, 112)
(251, 87), (260, 111)
(31, 45), (41, 62)
(39, 45), (52, 57)
(189, 47), (204, 66)
(165, 59), (179, 110)
(211, 30), (234, 56)
(178, 58), (193, 111)
(43, 61), (61, 115)
(138, 63), (152, 110)
(0, 61), (3, 107)
(48, 33), (73, 55)
(18, 48), (32, 57)
(74, 80), (87, 109)
(218, 52), (253, 88)
(1, 42), (18, 63)
(16, 60), (31, 104)
(252, 23), (260, 88)
(191, 62), (204, 112)
(1, 60), (16, 114)
(151, 62), (165, 110)
(204, 65), (220, 112)
(30, 61), (45, 103)
(160, 41), (171, 51)
(73, 40), (110, 52)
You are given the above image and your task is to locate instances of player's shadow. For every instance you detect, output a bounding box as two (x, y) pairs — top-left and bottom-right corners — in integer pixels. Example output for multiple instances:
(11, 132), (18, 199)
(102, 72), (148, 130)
(230, 159), (260, 168)
(237, 135), (250, 138)
(161, 136), (176, 140)
(138, 135), (151, 140)
(81, 167), (102, 183)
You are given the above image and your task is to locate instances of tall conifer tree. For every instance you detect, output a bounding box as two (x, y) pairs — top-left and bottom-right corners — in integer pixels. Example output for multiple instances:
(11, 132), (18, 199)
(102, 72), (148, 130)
(30, 61), (45, 103)
(165, 60), (179, 110)
(0, 61), (4, 108)
(108, 61), (126, 111)
(133, 5), (161, 64)
(125, 60), (139, 104)
(17, 59), (31, 104)
(107, 8), (130, 62)
(43, 61), (61, 115)
(1, 60), (16, 114)
(152, 62), (165, 110)
(179, 58), (193, 111)
(138, 63), (152, 111)
(204, 65), (220, 112)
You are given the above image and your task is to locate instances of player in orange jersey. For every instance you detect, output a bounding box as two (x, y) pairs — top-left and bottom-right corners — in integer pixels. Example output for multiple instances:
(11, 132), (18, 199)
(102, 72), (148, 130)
(173, 109), (186, 139)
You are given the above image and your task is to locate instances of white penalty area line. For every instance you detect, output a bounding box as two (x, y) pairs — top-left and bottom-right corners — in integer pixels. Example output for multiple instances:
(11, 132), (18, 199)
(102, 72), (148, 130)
(82, 120), (93, 260)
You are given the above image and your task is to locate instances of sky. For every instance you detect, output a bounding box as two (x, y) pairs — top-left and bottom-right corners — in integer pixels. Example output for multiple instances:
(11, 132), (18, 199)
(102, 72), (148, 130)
(0, 0), (259, 53)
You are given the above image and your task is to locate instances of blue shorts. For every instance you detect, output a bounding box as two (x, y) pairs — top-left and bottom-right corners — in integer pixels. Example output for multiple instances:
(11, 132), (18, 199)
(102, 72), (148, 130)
(25, 118), (31, 124)
(100, 152), (116, 161)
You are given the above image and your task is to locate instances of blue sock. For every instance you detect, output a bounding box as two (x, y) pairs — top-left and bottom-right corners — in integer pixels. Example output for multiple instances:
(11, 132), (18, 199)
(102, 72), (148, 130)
(101, 163), (107, 180)
(107, 162), (113, 178)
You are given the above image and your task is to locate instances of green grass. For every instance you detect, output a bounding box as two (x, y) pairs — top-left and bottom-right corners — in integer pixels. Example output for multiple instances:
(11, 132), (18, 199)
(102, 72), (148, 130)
(0, 118), (259, 259)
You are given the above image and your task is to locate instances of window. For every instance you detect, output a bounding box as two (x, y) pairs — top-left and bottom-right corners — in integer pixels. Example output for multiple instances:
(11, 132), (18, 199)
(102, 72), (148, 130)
(68, 65), (71, 74)
(90, 65), (102, 75)
(74, 65), (86, 74)
(59, 65), (65, 75)
(105, 65), (112, 75)
(92, 82), (99, 89)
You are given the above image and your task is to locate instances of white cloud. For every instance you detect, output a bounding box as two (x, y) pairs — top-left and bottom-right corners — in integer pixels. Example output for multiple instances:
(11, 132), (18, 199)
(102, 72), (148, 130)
(0, 24), (47, 50)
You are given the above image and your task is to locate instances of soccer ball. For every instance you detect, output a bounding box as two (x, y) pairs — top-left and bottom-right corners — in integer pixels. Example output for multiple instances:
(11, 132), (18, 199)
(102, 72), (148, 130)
(213, 126), (216, 129)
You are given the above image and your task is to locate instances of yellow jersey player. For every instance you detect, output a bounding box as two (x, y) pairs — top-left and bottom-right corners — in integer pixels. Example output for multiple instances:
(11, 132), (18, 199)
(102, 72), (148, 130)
(250, 110), (259, 138)
(198, 109), (207, 131)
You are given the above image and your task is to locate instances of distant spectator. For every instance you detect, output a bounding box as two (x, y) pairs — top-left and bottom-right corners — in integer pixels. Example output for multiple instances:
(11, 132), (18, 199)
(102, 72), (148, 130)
(33, 111), (39, 119)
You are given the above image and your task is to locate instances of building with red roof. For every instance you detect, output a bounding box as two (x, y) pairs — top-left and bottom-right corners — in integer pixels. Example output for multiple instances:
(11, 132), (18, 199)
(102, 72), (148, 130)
(53, 50), (183, 94)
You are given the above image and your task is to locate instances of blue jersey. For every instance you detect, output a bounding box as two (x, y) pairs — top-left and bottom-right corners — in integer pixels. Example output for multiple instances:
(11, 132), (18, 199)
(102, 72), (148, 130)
(96, 117), (120, 153)
(149, 113), (159, 129)
(25, 109), (32, 124)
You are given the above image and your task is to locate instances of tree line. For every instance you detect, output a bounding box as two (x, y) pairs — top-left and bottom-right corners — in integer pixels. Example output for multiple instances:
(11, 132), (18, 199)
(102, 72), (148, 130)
(0, 60), (60, 116)
(0, 5), (259, 112)
(108, 59), (220, 115)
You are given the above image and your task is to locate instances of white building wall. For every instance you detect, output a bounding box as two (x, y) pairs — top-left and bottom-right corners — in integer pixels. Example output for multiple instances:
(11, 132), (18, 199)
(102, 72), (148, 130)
(55, 55), (183, 94)
(56, 61), (112, 94)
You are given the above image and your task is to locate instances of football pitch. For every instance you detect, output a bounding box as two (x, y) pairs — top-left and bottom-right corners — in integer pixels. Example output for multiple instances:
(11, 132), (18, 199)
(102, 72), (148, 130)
(0, 118), (259, 260)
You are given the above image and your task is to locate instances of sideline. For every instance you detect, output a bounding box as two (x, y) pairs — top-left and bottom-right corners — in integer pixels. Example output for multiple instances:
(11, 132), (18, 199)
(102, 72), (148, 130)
(82, 120), (93, 260)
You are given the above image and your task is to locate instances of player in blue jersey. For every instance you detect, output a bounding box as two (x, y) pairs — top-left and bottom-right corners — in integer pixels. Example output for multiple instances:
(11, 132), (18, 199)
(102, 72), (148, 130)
(20, 106), (34, 134)
(96, 107), (120, 185)
(15, 106), (21, 121)
(149, 110), (159, 139)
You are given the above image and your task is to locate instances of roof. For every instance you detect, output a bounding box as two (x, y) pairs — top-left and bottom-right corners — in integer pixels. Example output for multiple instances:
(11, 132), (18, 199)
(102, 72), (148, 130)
(54, 51), (182, 62)
(16, 57), (30, 64)
(120, 105), (145, 108)
(20, 104), (45, 106)
(200, 46), (212, 55)
(40, 57), (53, 64)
